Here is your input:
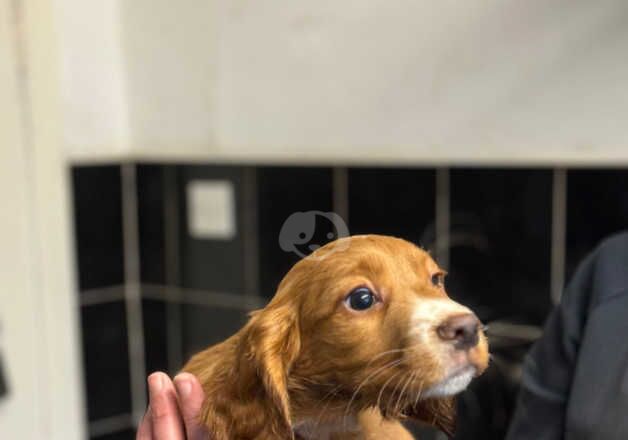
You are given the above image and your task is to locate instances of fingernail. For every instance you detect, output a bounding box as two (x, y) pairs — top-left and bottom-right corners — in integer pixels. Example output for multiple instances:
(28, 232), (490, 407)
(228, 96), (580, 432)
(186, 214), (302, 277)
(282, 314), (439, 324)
(148, 373), (164, 392)
(174, 376), (192, 397)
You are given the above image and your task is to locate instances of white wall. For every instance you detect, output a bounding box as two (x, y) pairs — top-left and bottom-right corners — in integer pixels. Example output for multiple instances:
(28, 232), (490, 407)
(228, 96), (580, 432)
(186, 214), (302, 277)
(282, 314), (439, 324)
(61, 0), (628, 163)
(0, 0), (85, 438)
(56, 0), (130, 159)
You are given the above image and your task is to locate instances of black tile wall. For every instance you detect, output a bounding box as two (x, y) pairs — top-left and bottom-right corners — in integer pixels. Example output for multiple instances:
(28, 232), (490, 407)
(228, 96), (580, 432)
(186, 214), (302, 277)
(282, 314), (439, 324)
(142, 299), (169, 374)
(92, 429), (135, 440)
(73, 163), (605, 440)
(177, 166), (246, 294)
(348, 168), (436, 248)
(449, 169), (553, 325)
(181, 305), (249, 361)
(257, 167), (333, 298)
(72, 166), (125, 290)
(566, 170), (628, 280)
(81, 302), (132, 421)
(137, 165), (166, 285)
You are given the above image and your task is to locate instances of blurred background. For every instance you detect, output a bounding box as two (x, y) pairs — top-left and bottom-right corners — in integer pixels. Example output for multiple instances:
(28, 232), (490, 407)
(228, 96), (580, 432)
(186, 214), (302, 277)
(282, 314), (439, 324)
(3, 1), (628, 439)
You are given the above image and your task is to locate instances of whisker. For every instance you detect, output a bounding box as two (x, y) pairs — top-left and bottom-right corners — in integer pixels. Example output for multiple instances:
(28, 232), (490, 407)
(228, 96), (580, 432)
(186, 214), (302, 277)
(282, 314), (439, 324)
(385, 373), (406, 417)
(413, 378), (425, 407)
(376, 370), (403, 415)
(394, 371), (416, 415)
(314, 383), (343, 407)
(363, 347), (412, 369)
(313, 384), (343, 430)
(343, 357), (402, 418)
(342, 359), (404, 433)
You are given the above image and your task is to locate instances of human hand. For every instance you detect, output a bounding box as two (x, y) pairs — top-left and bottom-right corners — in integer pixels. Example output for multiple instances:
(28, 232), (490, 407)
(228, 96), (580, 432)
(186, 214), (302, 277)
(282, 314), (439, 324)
(136, 372), (208, 440)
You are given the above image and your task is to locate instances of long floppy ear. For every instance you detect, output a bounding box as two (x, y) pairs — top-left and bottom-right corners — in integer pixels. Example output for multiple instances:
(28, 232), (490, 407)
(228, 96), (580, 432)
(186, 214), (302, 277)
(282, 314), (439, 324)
(245, 303), (301, 434)
(184, 303), (300, 439)
(407, 396), (456, 438)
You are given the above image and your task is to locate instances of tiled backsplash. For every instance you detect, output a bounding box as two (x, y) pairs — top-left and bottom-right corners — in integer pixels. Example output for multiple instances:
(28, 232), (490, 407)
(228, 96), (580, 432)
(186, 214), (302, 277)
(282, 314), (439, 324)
(80, 301), (131, 421)
(72, 166), (125, 291)
(257, 167), (334, 298)
(71, 164), (628, 440)
(566, 170), (628, 280)
(449, 169), (553, 325)
(348, 168), (436, 248)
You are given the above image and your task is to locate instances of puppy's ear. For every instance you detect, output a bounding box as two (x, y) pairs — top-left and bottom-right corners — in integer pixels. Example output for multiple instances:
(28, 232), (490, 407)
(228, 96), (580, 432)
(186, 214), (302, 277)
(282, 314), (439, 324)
(185, 303), (300, 439)
(246, 303), (301, 433)
(407, 397), (456, 438)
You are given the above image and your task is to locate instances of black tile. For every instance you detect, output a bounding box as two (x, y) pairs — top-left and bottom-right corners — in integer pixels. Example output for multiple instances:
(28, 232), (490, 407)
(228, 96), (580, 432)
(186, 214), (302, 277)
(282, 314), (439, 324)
(92, 428), (135, 440)
(181, 305), (249, 361)
(177, 166), (246, 294)
(72, 166), (124, 290)
(137, 165), (166, 285)
(449, 169), (552, 325)
(81, 302), (132, 420)
(142, 299), (169, 374)
(566, 170), (628, 279)
(348, 168), (436, 248)
(257, 167), (333, 298)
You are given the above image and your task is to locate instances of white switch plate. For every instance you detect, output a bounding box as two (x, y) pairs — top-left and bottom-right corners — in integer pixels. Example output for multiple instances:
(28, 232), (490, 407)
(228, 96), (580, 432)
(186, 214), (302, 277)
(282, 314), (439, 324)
(186, 180), (236, 240)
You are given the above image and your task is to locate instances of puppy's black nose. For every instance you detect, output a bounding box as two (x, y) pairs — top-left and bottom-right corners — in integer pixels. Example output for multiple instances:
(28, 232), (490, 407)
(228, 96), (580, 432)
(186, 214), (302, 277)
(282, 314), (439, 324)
(437, 314), (480, 350)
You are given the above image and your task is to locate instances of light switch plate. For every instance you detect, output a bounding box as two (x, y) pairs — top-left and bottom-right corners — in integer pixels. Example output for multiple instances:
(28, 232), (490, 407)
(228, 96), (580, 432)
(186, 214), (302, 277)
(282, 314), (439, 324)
(186, 180), (236, 240)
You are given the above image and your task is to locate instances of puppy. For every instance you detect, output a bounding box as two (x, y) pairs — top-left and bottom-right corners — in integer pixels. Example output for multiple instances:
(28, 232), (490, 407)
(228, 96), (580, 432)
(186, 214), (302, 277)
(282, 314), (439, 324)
(183, 235), (489, 439)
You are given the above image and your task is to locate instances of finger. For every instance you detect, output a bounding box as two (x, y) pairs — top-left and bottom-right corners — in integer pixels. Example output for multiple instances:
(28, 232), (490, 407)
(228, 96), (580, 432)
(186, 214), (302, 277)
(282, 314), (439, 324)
(148, 372), (185, 440)
(174, 372), (207, 440)
(136, 407), (153, 440)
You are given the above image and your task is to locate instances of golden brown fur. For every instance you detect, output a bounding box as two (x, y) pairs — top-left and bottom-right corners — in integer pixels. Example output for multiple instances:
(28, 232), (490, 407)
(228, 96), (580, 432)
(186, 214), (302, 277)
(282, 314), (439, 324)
(183, 235), (489, 439)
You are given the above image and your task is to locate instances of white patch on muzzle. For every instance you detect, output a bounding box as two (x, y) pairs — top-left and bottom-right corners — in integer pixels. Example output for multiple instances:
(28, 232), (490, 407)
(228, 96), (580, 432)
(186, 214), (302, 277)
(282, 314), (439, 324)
(422, 366), (476, 398)
(410, 298), (472, 342)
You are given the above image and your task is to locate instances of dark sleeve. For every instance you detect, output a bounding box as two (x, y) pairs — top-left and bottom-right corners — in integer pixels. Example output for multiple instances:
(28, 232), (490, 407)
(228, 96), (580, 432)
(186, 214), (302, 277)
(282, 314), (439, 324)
(505, 252), (595, 440)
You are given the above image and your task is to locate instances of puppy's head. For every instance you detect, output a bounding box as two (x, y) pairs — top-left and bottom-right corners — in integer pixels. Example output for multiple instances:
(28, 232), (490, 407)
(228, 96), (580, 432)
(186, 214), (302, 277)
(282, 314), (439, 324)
(246, 235), (489, 436)
(196, 235), (489, 438)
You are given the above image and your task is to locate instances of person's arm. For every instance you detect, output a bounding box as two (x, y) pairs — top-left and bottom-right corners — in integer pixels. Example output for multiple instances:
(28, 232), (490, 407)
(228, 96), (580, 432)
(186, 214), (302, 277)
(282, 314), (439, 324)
(137, 372), (207, 440)
(506, 252), (594, 440)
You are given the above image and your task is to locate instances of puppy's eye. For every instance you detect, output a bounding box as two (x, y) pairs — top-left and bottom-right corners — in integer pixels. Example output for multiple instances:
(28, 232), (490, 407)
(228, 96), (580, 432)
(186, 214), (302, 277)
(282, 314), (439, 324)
(431, 272), (445, 288)
(345, 287), (376, 311)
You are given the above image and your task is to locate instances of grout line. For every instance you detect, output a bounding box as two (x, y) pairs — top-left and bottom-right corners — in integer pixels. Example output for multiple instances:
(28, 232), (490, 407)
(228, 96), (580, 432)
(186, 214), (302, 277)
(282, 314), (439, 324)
(485, 320), (544, 341)
(163, 166), (183, 373)
(242, 167), (261, 297)
(88, 413), (133, 438)
(142, 284), (266, 310)
(80, 285), (126, 307)
(332, 167), (350, 226)
(551, 168), (567, 305)
(121, 163), (147, 426)
(435, 168), (451, 269)
(78, 283), (266, 310)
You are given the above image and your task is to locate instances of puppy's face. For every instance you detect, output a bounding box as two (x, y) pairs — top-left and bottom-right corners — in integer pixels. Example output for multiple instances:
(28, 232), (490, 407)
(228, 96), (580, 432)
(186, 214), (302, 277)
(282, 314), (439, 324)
(275, 235), (489, 423)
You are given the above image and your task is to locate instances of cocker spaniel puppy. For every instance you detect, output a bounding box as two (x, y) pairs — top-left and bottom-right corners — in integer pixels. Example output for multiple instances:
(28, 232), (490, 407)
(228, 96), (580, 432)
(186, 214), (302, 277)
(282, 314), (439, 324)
(184, 235), (489, 439)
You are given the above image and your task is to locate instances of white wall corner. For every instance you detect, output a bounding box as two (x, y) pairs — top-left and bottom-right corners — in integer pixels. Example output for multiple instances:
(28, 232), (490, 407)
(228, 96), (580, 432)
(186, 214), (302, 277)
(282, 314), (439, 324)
(0, 0), (86, 438)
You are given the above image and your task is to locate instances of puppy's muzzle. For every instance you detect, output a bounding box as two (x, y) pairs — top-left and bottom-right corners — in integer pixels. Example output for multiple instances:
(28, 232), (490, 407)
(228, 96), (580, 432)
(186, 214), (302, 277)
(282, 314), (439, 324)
(436, 313), (481, 351)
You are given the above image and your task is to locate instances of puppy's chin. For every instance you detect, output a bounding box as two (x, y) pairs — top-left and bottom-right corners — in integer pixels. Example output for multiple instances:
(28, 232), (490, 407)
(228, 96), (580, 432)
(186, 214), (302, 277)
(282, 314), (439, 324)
(421, 366), (476, 398)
